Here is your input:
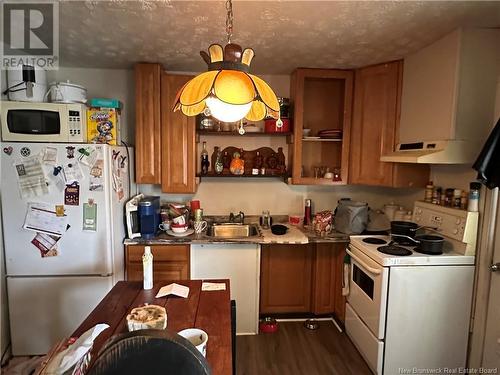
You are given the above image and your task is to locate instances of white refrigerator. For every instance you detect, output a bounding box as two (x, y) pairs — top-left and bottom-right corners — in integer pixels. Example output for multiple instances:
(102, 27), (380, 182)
(0, 142), (134, 355)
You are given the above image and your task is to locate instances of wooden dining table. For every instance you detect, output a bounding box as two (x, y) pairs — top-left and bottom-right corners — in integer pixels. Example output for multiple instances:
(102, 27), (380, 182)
(72, 279), (232, 375)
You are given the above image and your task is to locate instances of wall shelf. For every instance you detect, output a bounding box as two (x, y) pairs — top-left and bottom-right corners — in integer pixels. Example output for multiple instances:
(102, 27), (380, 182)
(196, 172), (289, 181)
(197, 130), (292, 137)
(302, 138), (342, 142)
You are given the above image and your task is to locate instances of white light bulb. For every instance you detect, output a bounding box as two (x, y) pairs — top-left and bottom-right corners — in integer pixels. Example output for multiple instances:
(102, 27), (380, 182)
(206, 97), (252, 123)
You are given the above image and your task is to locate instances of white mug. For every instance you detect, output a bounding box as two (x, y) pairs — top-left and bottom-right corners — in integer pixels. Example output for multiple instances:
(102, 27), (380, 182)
(178, 328), (208, 357)
(172, 215), (186, 225)
(159, 222), (170, 231)
(193, 220), (207, 234)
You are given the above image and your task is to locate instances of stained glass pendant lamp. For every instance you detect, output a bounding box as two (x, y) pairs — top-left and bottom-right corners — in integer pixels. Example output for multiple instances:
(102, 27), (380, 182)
(173, 0), (281, 128)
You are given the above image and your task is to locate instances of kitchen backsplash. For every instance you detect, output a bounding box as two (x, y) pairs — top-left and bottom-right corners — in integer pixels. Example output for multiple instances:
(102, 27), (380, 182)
(138, 181), (423, 215)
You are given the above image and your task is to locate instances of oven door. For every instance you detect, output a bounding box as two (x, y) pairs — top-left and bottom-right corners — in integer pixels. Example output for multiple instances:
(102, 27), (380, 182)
(346, 244), (389, 339)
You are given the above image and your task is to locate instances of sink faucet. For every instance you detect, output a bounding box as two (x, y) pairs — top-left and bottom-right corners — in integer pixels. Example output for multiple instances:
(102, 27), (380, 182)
(229, 211), (245, 224)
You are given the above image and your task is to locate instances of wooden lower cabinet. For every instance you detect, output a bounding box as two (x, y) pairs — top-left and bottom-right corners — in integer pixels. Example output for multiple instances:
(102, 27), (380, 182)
(126, 244), (190, 281)
(260, 244), (313, 314)
(260, 243), (347, 323)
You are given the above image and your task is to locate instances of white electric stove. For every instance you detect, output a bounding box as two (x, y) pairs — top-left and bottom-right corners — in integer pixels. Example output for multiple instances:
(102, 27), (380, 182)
(345, 201), (479, 375)
(348, 235), (475, 267)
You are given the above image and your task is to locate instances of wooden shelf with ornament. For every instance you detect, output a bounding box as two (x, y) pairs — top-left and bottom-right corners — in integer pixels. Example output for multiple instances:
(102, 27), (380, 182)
(197, 130), (292, 137)
(197, 146), (289, 181)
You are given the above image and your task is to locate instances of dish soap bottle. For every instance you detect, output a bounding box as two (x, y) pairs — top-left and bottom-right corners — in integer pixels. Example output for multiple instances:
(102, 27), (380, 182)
(143, 246), (153, 290)
(201, 141), (210, 174)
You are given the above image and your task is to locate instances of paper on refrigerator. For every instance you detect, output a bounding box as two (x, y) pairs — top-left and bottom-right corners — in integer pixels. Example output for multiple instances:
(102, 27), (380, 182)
(24, 202), (69, 237)
(14, 156), (49, 198)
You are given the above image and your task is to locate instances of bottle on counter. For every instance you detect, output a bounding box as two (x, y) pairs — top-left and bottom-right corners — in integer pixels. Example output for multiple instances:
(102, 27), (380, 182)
(143, 246), (153, 290)
(201, 141), (210, 175)
(468, 182), (481, 212)
(304, 199), (312, 226)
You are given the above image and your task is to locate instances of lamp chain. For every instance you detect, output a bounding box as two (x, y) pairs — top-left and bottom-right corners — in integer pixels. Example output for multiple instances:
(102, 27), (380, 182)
(225, 0), (233, 44)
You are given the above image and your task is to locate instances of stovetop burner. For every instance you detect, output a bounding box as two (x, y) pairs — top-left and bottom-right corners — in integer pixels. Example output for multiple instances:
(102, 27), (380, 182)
(391, 236), (416, 247)
(378, 245), (413, 256)
(413, 247), (443, 255)
(362, 237), (387, 245)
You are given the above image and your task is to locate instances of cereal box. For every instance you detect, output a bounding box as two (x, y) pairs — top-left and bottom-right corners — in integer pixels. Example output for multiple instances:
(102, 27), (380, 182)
(87, 108), (121, 145)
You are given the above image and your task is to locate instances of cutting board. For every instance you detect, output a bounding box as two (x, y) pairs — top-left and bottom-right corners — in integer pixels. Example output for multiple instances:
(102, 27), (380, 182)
(261, 224), (309, 244)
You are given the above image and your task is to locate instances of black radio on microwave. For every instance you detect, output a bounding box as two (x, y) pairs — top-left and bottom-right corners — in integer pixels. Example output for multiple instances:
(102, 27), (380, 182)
(1, 101), (87, 142)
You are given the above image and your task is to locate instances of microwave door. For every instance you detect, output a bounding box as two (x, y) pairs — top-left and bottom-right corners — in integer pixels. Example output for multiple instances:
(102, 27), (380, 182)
(7, 109), (61, 135)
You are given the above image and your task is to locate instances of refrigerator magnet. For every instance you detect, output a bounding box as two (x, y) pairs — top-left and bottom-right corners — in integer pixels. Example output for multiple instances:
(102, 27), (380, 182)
(66, 146), (75, 159)
(83, 202), (97, 231)
(55, 205), (65, 217)
(64, 182), (80, 206)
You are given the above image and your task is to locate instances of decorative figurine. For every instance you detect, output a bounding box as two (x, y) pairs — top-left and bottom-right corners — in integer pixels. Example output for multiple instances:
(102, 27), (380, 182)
(230, 151), (245, 175)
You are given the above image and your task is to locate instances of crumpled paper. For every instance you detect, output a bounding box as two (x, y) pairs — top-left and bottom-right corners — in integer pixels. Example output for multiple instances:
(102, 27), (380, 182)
(44, 323), (109, 374)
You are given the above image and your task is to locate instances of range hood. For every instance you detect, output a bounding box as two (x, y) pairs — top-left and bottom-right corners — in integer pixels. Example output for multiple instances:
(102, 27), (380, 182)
(381, 140), (478, 164)
(381, 28), (499, 164)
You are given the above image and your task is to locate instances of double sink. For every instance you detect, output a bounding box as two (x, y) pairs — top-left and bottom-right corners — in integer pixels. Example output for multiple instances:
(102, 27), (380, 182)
(206, 223), (260, 239)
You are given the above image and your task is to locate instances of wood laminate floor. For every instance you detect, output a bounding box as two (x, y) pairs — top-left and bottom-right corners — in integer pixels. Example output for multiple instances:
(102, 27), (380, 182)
(236, 321), (372, 375)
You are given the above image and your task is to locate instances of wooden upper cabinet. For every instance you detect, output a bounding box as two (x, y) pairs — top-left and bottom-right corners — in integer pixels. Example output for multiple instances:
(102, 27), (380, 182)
(135, 63), (161, 184)
(290, 68), (353, 185)
(349, 61), (429, 187)
(161, 73), (196, 193)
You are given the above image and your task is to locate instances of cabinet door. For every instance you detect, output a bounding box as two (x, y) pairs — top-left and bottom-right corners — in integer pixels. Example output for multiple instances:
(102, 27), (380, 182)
(126, 245), (190, 281)
(349, 61), (429, 187)
(161, 73), (196, 193)
(290, 68), (353, 185)
(350, 62), (399, 186)
(260, 244), (313, 314)
(134, 63), (161, 184)
(312, 243), (337, 315)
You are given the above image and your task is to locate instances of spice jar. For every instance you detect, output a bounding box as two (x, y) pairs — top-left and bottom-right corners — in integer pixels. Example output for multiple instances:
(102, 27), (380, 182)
(444, 188), (454, 207)
(468, 182), (481, 212)
(425, 182), (434, 203)
(460, 191), (468, 210)
(453, 189), (462, 208)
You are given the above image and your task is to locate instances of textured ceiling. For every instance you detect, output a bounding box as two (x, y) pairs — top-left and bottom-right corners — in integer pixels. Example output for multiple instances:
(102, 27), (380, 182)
(60, 1), (500, 74)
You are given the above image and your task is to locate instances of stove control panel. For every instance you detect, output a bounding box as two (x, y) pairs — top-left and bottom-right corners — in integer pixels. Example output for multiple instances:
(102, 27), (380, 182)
(413, 201), (478, 250)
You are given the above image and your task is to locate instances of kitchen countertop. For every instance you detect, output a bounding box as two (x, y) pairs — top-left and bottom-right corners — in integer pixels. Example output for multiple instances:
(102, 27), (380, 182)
(124, 218), (350, 246)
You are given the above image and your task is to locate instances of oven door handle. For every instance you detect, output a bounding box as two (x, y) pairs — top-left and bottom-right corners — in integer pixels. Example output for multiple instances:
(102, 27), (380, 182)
(345, 247), (382, 275)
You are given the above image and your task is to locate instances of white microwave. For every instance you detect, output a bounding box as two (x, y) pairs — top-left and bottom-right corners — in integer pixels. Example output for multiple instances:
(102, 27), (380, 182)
(1, 101), (87, 142)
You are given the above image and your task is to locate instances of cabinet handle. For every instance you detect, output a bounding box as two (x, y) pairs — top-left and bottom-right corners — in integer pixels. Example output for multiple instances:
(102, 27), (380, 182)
(345, 247), (382, 275)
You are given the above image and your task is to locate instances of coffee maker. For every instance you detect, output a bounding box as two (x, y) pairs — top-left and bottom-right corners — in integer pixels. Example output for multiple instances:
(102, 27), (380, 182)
(138, 196), (160, 239)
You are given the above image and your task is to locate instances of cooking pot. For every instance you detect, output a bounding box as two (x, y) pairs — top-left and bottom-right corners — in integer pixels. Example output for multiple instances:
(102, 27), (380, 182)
(391, 233), (444, 254)
(48, 81), (87, 103)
